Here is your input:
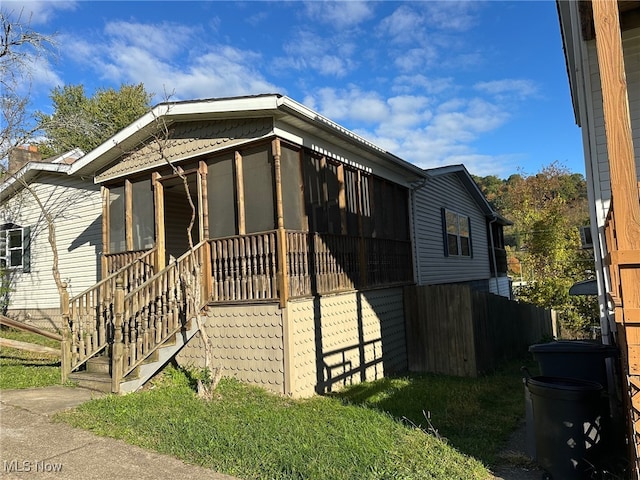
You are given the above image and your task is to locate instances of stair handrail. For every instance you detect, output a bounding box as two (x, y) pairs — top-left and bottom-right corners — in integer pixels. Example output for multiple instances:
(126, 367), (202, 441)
(61, 247), (157, 381)
(112, 240), (211, 389)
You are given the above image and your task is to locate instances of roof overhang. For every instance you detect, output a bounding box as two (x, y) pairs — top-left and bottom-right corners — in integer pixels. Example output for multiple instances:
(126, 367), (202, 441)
(557, 0), (640, 124)
(70, 93), (427, 183)
(0, 162), (72, 203)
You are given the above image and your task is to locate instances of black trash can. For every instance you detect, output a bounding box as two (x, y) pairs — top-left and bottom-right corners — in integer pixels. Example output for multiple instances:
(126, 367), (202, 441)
(527, 376), (604, 480)
(529, 340), (617, 388)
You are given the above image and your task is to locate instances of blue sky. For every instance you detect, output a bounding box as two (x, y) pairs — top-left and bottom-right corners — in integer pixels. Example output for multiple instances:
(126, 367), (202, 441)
(5, 0), (584, 178)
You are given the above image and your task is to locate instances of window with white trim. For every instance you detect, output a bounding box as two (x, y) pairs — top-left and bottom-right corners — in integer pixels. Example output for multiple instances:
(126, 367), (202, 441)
(0, 224), (31, 271)
(443, 209), (471, 257)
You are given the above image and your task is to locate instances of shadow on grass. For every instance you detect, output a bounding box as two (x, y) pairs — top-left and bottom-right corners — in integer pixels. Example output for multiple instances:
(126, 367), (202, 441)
(330, 357), (534, 465)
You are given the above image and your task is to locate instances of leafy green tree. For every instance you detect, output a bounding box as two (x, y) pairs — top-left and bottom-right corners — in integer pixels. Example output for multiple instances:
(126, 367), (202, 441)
(36, 83), (152, 157)
(497, 162), (596, 337)
(472, 174), (507, 211)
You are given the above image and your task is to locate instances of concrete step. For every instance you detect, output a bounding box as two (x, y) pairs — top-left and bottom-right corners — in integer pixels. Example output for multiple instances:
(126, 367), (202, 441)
(68, 371), (112, 393)
(86, 355), (110, 374)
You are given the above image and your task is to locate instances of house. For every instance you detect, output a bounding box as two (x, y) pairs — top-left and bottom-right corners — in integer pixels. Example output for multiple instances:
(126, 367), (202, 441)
(0, 147), (101, 331)
(6, 94), (509, 396)
(413, 164), (511, 298)
(557, 0), (640, 471)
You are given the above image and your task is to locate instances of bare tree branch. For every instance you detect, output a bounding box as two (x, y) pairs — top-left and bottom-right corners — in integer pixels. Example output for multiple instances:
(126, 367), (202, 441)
(146, 98), (219, 398)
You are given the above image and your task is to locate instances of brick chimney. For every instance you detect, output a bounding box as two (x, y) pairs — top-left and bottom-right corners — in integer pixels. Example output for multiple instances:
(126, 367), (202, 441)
(7, 145), (43, 176)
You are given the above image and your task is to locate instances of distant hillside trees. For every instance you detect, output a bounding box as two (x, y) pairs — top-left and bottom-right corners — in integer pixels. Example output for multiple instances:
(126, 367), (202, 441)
(473, 162), (597, 337)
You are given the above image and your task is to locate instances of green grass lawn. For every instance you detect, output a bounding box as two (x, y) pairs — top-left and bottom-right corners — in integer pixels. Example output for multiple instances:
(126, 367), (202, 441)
(0, 328), (63, 389)
(2, 326), (534, 479)
(333, 359), (535, 466)
(57, 367), (494, 479)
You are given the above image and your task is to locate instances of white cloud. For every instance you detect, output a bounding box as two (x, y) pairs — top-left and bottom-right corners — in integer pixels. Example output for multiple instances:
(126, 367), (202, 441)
(303, 1), (374, 29)
(392, 75), (455, 95)
(103, 21), (195, 60)
(60, 21), (280, 102)
(305, 85), (514, 176)
(474, 79), (539, 99)
(277, 30), (355, 77)
(304, 87), (390, 124)
(377, 5), (425, 45)
(1, 1), (77, 25)
(394, 47), (439, 72)
(421, 1), (479, 32)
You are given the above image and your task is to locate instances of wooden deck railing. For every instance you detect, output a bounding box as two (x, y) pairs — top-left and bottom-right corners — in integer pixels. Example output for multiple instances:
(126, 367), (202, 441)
(104, 248), (155, 277)
(114, 241), (209, 385)
(286, 231), (413, 298)
(209, 231), (278, 302)
(313, 233), (361, 293)
(61, 247), (158, 379)
(364, 237), (412, 286)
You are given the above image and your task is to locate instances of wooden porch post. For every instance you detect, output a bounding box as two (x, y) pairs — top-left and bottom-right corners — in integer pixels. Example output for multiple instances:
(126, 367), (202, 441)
(199, 161), (212, 300)
(592, 0), (640, 469)
(234, 151), (246, 235)
(152, 173), (166, 270)
(357, 171), (367, 287)
(60, 282), (71, 382)
(101, 186), (109, 279)
(199, 161), (209, 240)
(125, 179), (133, 251)
(273, 138), (293, 395)
(337, 164), (347, 235)
(111, 276), (125, 394)
(272, 138), (289, 308)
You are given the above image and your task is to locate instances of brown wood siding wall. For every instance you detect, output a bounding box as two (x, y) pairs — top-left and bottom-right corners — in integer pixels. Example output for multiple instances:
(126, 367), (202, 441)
(404, 284), (552, 377)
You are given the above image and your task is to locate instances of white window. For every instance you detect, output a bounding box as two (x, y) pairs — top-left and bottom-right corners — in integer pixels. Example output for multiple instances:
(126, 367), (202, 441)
(0, 225), (30, 271)
(444, 210), (471, 257)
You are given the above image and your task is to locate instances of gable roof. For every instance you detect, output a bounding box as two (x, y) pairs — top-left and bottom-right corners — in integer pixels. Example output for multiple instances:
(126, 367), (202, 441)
(70, 93), (426, 181)
(424, 164), (512, 225)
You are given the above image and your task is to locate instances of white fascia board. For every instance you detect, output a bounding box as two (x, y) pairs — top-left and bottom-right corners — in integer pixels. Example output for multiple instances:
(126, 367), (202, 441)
(0, 162), (71, 201)
(70, 93), (426, 181)
(49, 147), (85, 164)
(69, 95), (284, 178)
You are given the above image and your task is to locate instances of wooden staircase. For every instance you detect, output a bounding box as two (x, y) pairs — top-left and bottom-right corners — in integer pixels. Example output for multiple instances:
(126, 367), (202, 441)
(68, 320), (199, 393)
(61, 241), (211, 393)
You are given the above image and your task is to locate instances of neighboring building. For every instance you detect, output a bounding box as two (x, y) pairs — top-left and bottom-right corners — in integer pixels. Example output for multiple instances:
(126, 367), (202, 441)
(5, 95), (509, 396)
(412, 164), (511, 298)
(0, 147), (101, 330)
(558, 0), (640, 471)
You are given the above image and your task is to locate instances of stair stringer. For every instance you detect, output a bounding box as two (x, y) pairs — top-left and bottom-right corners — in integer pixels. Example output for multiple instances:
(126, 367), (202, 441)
(119, 318), (200, 394)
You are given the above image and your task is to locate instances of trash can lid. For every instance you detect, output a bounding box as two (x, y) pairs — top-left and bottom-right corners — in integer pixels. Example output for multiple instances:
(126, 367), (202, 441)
(526, 375), (603, 392)
(529, 340), (617, 356)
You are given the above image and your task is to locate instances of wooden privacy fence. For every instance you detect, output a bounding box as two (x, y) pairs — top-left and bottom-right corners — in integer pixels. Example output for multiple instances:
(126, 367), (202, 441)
(404, 284), (552, 377)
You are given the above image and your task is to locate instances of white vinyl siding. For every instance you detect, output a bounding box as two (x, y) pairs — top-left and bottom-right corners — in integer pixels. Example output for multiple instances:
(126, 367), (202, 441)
(413, 174), (490, 285)
(0, 174), (102, 310)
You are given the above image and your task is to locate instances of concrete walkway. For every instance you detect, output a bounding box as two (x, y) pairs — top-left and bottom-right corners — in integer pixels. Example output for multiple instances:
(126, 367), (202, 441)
(0, 386), (239, 480)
